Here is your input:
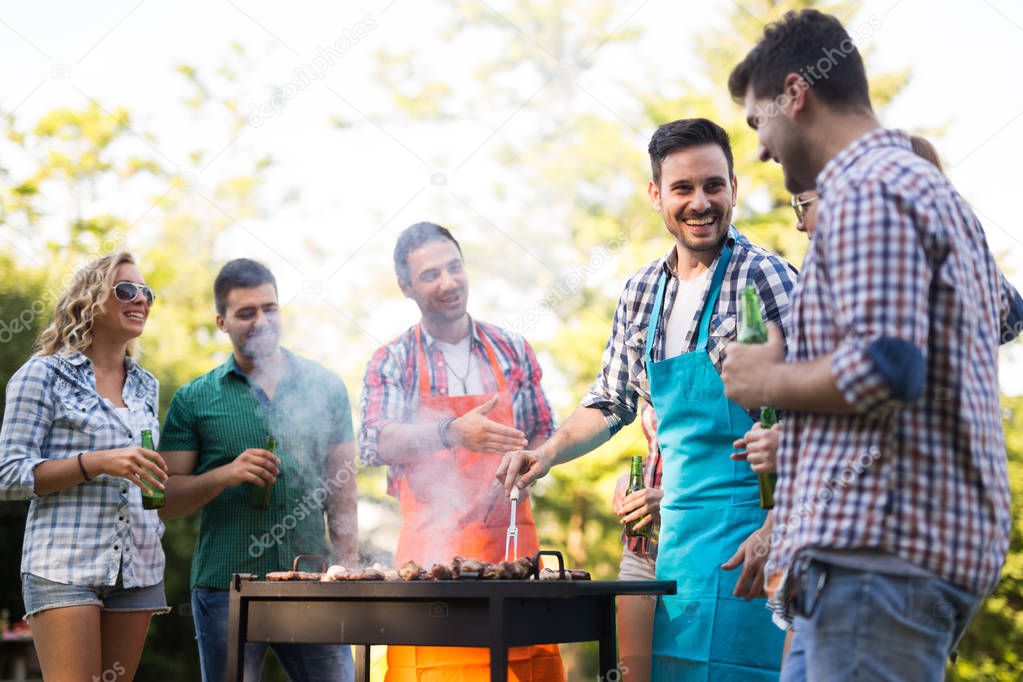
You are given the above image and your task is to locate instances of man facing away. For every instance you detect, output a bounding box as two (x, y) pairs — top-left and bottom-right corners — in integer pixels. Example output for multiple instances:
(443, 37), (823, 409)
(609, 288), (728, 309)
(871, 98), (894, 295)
(160, 258), (357, 682)
(723, 9), (1021, 681)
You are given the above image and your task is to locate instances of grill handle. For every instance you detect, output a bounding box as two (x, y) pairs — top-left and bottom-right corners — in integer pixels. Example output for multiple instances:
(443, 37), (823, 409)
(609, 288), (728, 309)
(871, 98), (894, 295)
(292, 555), (328, 573)
(532, 550), (566, 580)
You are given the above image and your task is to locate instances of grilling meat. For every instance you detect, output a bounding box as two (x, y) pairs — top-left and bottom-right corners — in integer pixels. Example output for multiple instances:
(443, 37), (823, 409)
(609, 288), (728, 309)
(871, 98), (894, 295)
(457, 559), (486, 578)
(321, 565), (350, 582)
(352, 567), (386, 581)
(286, 553), (566, 582)
(511, 556), (534, 579)
(399, 561), (427, 581)
(538, 567), (591, 581)
(428, 563), (454, 580)
(267, 570), (323, 581)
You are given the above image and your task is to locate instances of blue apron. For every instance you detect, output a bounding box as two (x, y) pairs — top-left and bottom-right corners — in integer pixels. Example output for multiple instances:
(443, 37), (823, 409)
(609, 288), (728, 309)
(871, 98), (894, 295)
(648, 236), (784, 681)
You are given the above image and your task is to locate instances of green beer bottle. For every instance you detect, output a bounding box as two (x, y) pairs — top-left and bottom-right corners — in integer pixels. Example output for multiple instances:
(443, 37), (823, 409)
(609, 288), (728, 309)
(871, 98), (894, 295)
(249, 434), (278, 510)
(737, 285), (778, 509)
(139, 429), (165, 510)
(624, 455), (652, 538)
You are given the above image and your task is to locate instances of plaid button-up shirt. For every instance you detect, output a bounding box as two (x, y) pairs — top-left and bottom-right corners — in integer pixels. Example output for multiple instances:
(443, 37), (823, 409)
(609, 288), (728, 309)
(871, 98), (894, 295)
(768, 129), (1014, 599)
(582, 229), (798, 428)
(359, 319), (555, 490)
(0, 353), (165, 587)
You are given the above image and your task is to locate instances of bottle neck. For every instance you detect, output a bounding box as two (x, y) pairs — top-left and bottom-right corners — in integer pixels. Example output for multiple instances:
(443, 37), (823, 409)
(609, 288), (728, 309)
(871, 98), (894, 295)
(629, 457), (644, 481)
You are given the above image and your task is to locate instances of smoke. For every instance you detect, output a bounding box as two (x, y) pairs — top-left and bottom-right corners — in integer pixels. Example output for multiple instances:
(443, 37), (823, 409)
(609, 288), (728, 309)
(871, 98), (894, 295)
(394, 398), (519, 567)
(241, 341), (361, 566)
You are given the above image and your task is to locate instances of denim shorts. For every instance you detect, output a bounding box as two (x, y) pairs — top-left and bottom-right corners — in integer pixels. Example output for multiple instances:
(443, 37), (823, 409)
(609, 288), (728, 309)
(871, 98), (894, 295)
(22, 572), (170, 619)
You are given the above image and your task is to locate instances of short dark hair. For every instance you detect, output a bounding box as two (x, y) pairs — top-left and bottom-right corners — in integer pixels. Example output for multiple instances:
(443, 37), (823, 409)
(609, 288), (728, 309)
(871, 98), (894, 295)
(214, 258), (277, 315)
(648, 118), (734, 186)
(393, 222), (463, 285)
(728, 9), (871, 112)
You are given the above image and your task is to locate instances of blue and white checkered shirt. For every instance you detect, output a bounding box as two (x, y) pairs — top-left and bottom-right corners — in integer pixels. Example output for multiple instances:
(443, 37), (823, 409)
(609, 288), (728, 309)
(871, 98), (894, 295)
(0, 352), (165, 587)
(582, 228), (798, 429)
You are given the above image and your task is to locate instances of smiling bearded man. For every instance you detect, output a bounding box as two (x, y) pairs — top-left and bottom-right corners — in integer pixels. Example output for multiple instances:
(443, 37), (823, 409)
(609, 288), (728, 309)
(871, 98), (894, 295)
(495, 118), (799, 680)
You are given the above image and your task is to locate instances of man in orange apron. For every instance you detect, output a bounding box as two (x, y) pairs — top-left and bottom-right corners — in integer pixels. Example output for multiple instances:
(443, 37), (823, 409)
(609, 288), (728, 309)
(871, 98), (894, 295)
(359, 221), (565, 682)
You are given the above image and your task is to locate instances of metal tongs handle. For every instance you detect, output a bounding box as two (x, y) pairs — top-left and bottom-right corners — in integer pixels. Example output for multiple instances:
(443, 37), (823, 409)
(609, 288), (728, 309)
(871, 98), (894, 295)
(504, 487), (520, 561)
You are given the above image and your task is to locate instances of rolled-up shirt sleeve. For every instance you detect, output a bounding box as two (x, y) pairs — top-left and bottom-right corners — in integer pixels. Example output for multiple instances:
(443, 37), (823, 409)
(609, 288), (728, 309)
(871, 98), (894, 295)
(828, 180), (930, 417)
(0, 359), (54, 500)
(581, 285), (640, 434)
(358, 344), (409, 467)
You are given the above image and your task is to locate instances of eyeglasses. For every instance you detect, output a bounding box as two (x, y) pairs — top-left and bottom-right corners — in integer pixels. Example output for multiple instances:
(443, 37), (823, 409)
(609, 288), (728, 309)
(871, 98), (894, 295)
(113, 281), (156, 306)
(790, 194), (818, 223)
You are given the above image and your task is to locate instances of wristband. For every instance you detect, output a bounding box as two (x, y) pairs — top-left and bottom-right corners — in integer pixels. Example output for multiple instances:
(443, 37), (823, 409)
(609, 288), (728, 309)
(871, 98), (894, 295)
(77, 452), (91, 482)
(438, 417), (456, 449)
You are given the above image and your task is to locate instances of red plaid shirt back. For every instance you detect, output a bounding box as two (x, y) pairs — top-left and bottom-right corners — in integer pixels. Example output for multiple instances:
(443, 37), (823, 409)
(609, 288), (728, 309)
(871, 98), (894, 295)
(768, 129), (1012, 597)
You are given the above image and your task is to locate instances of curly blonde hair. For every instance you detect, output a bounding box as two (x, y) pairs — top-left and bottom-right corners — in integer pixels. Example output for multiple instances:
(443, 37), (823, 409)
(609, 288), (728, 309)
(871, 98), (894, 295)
(36, 251), (140, 357)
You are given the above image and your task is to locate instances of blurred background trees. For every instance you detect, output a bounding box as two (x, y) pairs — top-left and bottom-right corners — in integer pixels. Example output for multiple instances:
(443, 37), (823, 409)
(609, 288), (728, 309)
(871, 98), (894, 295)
(1, 0), (1019, 679)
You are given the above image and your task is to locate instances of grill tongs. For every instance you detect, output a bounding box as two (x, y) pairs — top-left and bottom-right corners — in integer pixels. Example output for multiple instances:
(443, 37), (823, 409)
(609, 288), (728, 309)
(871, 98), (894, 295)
(504, 487), (520, 561)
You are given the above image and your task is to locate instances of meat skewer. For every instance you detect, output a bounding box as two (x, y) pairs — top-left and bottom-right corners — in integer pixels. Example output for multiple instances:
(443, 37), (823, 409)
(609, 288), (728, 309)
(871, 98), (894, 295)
(504, 487), (520, 561)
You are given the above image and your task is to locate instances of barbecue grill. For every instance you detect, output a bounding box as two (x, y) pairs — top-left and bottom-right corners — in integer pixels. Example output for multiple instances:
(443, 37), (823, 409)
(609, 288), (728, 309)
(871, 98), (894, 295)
(226, 551), (675, 682)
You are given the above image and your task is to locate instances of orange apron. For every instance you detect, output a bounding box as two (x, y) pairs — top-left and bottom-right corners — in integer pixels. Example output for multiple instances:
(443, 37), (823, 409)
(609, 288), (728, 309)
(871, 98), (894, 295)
(385, 326), (565, 682)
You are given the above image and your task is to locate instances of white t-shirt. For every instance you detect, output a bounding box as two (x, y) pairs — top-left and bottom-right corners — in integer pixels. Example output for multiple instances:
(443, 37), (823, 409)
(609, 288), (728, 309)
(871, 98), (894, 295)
(434, 336), (485, 397)
(664, 269), (711, 359)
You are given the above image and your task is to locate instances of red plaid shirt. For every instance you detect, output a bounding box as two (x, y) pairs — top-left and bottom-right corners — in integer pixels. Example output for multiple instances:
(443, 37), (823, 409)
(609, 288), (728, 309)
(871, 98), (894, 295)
(359, 319), (555, 494)
(768, 129), (1013, 599)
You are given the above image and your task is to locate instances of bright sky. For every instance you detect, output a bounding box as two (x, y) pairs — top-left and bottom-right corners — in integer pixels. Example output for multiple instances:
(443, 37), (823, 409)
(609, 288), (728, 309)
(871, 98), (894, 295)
(2, 0), (1021, 396)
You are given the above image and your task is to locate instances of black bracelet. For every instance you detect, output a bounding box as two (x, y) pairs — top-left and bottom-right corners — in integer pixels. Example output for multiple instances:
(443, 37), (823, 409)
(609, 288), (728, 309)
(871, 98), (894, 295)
(438, 417), (456, 449)
(77, 452), (91, 482)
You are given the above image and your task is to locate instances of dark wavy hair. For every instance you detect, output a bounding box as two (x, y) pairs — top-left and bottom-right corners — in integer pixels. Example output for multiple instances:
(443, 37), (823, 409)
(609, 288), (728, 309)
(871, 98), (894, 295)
(728, 9), (871, 112)
(648, 118), (734, 186)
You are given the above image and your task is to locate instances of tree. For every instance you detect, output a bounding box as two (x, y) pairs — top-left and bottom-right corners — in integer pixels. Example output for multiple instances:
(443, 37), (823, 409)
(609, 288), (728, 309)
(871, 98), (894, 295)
(0, 254), (46, 627)
(0, 47), (289, 679)
(949, 394), (1023, 681)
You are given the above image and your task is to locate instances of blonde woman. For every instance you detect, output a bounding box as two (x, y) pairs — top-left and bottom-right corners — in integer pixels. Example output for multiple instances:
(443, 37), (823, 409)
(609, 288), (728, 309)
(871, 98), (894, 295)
(0, 251), (169, 681)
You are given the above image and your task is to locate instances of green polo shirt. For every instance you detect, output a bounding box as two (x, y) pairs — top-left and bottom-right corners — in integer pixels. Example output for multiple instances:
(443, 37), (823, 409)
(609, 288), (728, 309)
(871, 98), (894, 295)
(160, 349), (354, 589)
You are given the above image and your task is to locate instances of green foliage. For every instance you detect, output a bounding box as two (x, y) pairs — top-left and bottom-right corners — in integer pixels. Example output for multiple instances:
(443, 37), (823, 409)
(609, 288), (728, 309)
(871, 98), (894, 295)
(0, 254), (47, 622)
(0, 51), (293, 678)
(948, 395), (1023, 680)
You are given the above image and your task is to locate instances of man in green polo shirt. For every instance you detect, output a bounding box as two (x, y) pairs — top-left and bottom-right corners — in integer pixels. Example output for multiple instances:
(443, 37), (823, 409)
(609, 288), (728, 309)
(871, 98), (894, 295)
(160, 258), (357, 682)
